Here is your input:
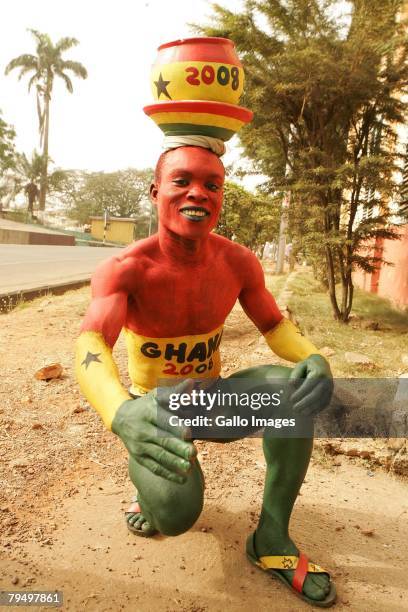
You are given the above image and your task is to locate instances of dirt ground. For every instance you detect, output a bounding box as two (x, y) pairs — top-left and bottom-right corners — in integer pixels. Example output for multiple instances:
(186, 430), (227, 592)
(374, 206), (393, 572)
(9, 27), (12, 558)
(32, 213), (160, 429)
(1, 287), (408, 611)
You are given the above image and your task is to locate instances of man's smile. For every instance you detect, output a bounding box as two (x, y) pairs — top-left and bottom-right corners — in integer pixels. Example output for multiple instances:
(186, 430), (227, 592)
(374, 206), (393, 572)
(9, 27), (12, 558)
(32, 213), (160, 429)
(179, 206), (211, 221)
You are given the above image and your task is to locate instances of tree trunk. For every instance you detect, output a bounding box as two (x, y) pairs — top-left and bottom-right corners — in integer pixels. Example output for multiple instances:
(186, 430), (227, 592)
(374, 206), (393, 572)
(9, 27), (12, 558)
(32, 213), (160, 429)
(340, 277), (349, 321)
(289, 249), (296, 271)
(338, 275), (354, 322)
(346, 280), (354, 320)
(325, 245), (341, 320)
(39, 95), (50, 211)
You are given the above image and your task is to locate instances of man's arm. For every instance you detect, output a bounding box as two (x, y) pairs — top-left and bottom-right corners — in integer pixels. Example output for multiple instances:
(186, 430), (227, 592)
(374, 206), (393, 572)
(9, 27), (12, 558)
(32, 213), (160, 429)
(75, 256), (132, 429)
(75, 255), (196, 483)
(238, 251), (332, 415)
(238, 251), (321, 361)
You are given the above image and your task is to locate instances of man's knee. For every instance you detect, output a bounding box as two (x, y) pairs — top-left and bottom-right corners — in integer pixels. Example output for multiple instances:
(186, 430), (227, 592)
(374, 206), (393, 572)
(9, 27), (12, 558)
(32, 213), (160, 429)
(151, 470), (204, 536)
(154, 495), (203, 536)
(263, 364), (292, 380)
(128, 455), (204, 536)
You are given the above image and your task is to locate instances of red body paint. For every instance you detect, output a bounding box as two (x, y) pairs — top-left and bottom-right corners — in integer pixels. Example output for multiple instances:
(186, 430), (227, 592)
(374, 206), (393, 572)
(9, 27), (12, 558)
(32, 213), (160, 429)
(81, 147), (283, 347)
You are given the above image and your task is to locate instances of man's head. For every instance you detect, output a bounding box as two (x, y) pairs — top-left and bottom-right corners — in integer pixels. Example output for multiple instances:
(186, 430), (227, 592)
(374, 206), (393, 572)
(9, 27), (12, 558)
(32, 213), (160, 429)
(150, 146), (225, 239)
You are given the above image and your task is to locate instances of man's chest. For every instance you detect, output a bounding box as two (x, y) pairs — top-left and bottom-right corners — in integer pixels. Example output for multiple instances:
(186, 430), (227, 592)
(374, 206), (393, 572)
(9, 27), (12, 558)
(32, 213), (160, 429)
(125, 264), (242, 336)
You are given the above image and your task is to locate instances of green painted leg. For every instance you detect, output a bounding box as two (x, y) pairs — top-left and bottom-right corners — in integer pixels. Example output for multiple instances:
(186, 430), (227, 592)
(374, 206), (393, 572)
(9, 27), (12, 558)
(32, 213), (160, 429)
(228, 364), (292, 382)
(229, 365), (335, 605)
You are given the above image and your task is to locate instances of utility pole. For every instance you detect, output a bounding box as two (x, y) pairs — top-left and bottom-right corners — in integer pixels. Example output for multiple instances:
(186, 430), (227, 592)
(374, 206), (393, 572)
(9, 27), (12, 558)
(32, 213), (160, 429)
(275, 136), (292, 274)
(103, 208), (109, 244)
(275, 190), (290, 274)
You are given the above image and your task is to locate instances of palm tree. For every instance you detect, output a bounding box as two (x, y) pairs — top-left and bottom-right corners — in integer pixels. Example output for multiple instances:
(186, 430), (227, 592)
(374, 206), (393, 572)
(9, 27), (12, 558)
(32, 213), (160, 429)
(5, 29), (87, 210)
(16, 150), (42, 214)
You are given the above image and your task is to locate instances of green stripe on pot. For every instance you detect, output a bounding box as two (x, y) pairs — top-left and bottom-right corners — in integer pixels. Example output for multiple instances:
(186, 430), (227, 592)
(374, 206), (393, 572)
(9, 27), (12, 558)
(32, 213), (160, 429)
(157, 123), (235, 141)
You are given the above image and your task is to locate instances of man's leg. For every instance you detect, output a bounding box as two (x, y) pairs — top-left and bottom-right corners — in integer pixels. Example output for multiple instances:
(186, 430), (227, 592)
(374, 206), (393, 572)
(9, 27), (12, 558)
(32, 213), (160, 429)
(228, 365), (332, 602)
(127, 453), (204, 536)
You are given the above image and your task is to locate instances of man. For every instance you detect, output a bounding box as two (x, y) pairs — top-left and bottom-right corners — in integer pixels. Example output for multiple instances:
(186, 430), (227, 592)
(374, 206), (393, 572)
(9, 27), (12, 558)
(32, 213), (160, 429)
(24, 181), (39, 215)
(75, 145), (336, 607)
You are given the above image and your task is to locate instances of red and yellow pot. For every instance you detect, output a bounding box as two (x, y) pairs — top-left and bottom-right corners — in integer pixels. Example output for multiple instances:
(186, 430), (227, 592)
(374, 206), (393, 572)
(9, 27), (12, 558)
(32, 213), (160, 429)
(143, 37), (253, 141)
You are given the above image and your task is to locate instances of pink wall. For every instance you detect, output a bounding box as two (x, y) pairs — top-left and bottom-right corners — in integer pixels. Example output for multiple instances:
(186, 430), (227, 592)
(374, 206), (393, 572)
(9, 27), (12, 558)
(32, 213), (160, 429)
(353, 225), (408, 308)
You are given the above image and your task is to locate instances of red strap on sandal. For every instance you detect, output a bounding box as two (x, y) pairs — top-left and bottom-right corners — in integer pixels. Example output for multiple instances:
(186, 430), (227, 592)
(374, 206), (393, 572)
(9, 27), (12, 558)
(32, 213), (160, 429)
(127, 501), (141, 514)
(292, 552), (309, 593)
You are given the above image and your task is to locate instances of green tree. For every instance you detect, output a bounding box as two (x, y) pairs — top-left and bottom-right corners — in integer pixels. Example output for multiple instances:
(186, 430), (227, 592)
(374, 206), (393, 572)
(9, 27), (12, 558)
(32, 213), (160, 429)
(217, 181), (280, 251)
(0, 110), (17, 174)
(0, 110), (18, 210)
(61, 168), (153, 227)
(18, 150), (42, 214)
(5, 29), (87, 211)
(15, 150), (67, 213)
(198, 0), (408, 321)
(400, 143), (408, 220)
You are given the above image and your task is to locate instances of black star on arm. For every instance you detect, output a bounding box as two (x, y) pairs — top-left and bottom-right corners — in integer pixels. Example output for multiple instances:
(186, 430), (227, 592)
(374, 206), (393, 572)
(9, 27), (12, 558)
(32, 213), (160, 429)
(81, 351), (102, 369)
(154, 72), (172, 100)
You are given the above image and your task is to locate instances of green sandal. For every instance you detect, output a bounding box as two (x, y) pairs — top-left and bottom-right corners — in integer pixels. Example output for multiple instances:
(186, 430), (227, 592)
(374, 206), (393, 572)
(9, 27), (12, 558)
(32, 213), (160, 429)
(246, 532), (337, 608)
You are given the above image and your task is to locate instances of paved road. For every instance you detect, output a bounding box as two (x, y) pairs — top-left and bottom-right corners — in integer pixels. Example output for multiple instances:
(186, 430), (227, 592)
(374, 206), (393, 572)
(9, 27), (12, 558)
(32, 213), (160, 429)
(0, 244), (123, 294)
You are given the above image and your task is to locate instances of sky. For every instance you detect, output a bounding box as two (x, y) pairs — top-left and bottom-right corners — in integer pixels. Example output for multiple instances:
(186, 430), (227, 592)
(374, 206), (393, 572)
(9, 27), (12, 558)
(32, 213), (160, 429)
(0, 0), (246, 173)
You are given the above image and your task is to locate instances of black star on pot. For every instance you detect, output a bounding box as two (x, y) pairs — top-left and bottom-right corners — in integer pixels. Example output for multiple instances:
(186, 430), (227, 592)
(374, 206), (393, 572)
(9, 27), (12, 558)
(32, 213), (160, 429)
(154, 72), (172, 100)
(81, 351), (102, 369)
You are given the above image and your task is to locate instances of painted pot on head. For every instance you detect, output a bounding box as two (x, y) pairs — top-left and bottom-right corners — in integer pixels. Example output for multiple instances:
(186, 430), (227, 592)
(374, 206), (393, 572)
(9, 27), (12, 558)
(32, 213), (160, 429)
(144, 36), (253, 142)
(150, 37), (245, 104)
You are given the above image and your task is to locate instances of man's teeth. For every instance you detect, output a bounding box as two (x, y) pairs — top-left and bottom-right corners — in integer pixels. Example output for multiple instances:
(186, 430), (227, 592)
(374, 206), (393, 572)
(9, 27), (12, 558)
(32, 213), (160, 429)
(181, 209), (207, 217)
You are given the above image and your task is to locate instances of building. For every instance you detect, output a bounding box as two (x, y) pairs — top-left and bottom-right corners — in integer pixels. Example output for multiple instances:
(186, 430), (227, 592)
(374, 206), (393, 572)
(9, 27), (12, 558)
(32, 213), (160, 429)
(353, 226), (408, 308)
(89, 216), (138, 245)
(353, 2), (408, 309)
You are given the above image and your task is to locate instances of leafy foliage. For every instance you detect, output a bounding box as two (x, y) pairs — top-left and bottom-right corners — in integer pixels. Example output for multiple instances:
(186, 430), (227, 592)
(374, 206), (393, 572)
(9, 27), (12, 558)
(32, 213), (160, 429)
(57, 168), (153, 227)
(0, 111), (18, 210)
(400, 143), (408, 219)
(12, 150), (68, 211)
(0, 145), (72, 213)
(217, 181), (280, 251)
(197, 0), (408, 321)
(0, 110), (17, 175)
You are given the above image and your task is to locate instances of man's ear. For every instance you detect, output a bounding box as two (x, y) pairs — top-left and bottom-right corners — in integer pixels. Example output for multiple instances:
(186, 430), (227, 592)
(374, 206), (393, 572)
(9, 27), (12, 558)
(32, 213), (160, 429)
(150, 182), (158, 206)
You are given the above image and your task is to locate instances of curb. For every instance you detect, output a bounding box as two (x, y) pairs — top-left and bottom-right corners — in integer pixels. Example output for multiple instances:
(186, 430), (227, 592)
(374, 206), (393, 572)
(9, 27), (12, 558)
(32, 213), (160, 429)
(0, 278), (91, 313)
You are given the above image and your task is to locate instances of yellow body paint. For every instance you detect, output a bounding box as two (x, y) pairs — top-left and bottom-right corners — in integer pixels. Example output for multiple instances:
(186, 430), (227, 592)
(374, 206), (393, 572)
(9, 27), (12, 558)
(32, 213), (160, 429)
(264, 319), (322, 363)
(75, 331), (131, 430)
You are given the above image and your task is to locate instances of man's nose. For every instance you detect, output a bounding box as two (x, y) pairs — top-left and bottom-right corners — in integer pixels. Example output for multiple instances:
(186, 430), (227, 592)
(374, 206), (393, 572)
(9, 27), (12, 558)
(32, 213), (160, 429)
(186, 185), (208, 203)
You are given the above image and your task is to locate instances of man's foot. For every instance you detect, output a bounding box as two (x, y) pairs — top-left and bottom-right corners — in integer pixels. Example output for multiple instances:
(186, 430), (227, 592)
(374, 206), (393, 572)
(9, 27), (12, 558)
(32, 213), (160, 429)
(125, 496), (158, 537)
(246, 530), (336, 607)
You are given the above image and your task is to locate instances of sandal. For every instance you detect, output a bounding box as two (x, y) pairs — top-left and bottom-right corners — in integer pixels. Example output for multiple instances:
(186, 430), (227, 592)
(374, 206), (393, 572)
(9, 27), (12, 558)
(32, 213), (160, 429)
(246, 532), (337, 607)
(125, 495), (158, 538)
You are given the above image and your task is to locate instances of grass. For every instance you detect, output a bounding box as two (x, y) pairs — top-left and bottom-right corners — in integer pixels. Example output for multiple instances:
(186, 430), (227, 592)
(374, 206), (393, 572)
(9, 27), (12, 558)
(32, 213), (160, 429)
(264, 270), (288, 297)
(1, 286), (88, 315)
(352, 289), (408, 329)
(271, 269), (408, 377)
(14, 293), (51, 311)
(0, 290), (54, 314)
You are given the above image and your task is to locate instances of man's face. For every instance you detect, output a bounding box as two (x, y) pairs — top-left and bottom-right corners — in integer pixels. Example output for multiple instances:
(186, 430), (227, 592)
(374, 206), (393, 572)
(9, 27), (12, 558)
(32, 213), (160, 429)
(151, 147), (225, 239)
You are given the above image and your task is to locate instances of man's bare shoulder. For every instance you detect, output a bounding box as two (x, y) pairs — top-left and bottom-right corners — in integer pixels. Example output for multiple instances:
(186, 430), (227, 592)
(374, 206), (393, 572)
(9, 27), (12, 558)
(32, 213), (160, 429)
(92, 235), (159, 292)
(209, 234), (263, 290)
(114, 235), (159, 265)
(210, 233), (259, 267)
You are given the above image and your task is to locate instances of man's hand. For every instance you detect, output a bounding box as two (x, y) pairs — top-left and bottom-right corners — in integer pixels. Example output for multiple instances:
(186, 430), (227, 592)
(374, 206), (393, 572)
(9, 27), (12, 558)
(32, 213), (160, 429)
(111, 381), (196, 484)
(289, 354), (333, 416)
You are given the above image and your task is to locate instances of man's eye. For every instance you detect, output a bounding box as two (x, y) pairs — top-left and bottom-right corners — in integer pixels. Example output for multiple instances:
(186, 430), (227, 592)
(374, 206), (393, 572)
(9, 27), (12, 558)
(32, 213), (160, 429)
(173, 178), (188, 186)
(207, 183), (220, 192)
